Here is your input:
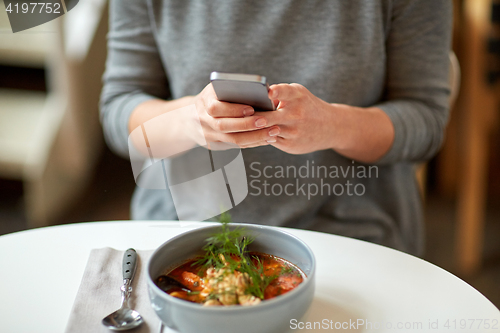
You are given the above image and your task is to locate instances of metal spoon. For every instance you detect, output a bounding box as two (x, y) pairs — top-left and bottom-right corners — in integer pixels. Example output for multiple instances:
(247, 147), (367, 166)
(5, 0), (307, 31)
(102, 248), (144, 331)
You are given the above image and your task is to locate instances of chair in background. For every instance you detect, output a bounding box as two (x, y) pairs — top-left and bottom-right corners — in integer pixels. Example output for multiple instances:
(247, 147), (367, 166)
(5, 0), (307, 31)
(0, 0), (108, 226)
(437, 0), (499, 276)
(453, 0), (499, 276)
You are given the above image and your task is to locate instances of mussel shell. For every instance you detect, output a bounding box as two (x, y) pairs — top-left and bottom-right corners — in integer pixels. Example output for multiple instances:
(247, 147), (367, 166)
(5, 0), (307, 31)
(155, 275), (191, 293)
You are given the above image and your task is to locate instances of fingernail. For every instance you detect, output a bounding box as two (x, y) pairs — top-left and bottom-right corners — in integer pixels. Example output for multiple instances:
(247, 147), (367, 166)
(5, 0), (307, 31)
(255, 118), (267, 128)
(268, 127), (280, 136)
(243, 107), (254, 116)
(271, 89), (278, 99)
(266, 138), (276, 143)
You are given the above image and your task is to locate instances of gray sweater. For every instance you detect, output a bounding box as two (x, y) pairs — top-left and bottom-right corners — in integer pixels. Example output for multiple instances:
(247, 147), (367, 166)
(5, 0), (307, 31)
(100, 0), (452, 256)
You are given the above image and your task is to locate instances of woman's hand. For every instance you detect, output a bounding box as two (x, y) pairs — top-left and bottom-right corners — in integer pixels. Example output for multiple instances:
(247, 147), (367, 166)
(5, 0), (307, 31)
(261, 83), (338, 154)
(195, 82), (394, 162)
(193, 84), (281, 149)
(128, 83), (280, 159)
(262, 83), (394, 162)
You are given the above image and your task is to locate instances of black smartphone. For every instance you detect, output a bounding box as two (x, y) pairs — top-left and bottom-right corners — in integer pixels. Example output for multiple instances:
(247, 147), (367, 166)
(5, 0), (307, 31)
(210, 72), (275, 111)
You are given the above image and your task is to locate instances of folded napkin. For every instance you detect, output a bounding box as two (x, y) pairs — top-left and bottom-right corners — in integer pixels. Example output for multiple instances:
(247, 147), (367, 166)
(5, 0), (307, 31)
(65, 248), (171, 333)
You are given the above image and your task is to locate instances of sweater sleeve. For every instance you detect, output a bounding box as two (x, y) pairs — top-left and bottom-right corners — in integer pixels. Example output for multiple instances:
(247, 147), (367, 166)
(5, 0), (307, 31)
(375, 0), (452, 165)
(99, 0), (170, 158)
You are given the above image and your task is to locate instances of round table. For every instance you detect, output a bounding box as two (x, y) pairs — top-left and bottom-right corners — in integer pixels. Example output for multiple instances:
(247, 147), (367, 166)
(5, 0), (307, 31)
(0, 221), (499, 333)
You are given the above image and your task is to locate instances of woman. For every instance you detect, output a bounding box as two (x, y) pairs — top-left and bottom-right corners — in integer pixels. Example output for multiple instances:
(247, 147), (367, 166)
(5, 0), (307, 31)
(100, 0), (452, 256)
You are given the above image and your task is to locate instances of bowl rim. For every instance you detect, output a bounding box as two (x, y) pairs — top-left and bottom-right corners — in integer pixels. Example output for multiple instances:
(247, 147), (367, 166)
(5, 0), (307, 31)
(147, 222), (316, 312)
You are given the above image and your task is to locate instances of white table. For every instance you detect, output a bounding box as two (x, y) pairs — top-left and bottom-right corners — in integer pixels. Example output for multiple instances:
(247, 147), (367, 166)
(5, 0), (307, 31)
(1, 221), (499, 333)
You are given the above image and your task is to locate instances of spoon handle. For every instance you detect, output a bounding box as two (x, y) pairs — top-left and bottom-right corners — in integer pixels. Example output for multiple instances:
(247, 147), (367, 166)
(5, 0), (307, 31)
(123, 248), (138, 281)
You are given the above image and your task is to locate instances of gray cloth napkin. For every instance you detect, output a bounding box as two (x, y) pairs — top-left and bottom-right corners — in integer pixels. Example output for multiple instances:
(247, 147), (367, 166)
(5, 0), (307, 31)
(65, 248), (169, 333)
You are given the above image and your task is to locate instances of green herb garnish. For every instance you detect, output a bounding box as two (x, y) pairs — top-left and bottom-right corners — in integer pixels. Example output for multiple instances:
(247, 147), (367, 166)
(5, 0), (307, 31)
(194, 214), (278, 300)
(193, 218), (251, 270)
(242, 255), (277, 299)
(281, 265), (295, 275)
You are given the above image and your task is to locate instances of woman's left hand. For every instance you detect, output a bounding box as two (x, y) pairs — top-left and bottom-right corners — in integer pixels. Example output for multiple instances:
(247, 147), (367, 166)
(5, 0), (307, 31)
(261, 83), (337, 154)
(209, 82), (394, 162)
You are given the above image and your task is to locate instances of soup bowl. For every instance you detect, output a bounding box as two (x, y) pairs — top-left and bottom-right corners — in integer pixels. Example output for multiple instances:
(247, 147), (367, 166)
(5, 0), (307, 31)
(147, 223), (316, 333)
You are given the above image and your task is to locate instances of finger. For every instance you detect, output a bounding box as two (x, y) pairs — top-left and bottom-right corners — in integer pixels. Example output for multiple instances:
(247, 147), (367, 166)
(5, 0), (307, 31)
(201, 84), (255, 118)
(252, 110), (286, 126)
(210, 112), (282, 133)
(217, 126), (281, 146)
(268, 83), (305, 102)
(266, 136), (294, 153)
(265, 124), (298, 139)
(239, 140), (271, 149)
(206, 100), (255, 118)
(272, 98), (280, 109)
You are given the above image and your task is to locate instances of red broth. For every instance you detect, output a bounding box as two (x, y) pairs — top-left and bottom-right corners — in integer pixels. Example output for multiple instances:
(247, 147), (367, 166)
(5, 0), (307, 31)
(155, 252), (305, 304)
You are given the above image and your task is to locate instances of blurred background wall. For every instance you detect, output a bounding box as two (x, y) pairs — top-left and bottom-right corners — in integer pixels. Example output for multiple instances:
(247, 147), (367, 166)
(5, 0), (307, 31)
(0, 0), (499, 308)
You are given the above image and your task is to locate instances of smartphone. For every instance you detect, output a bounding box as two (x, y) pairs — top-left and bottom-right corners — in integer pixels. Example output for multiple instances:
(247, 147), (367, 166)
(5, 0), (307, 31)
(210, 72), (275, 111)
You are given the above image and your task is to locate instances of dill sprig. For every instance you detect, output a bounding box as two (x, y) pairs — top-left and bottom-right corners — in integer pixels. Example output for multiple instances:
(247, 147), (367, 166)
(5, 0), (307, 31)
(194, 218), (252, 270)
(239, 255), (277, 299)
(193, 214), (277, 300)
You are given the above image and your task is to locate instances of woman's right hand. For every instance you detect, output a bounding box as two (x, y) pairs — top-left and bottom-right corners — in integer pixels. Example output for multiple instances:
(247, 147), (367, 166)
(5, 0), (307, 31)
(129, 83), (281, 158)
(192, 83), (281, 149)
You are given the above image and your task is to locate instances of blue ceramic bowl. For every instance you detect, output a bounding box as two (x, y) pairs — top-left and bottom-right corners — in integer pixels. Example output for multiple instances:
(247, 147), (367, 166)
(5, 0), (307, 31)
(147, 223), (316, 333)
